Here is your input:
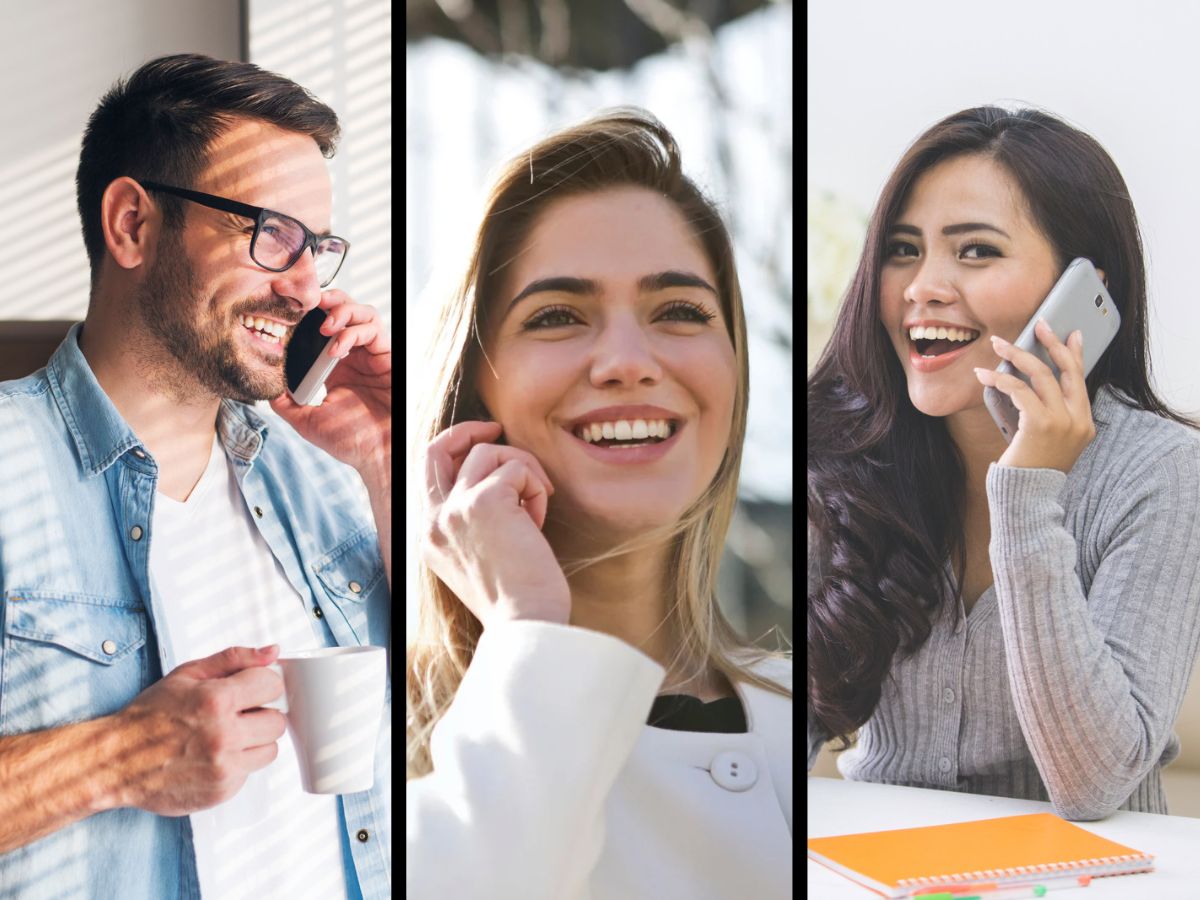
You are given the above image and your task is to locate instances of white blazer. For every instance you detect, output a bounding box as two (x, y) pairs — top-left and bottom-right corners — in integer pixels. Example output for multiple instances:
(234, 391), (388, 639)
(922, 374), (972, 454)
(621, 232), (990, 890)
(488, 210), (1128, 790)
(406, 619), (793, 899)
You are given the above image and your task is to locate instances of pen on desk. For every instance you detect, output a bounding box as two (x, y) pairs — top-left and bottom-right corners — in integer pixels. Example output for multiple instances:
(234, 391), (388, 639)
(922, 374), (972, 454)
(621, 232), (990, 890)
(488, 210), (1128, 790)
(909, 873), (1092, 898)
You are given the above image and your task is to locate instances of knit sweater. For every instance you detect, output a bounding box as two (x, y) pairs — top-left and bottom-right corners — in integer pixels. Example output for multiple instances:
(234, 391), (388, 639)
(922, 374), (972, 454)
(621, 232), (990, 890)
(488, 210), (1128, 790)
(806, 385), (1200, 820)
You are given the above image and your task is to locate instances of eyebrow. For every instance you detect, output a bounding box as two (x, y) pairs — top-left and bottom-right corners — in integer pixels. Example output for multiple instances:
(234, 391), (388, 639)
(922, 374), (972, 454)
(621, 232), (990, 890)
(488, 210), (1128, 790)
(506, 270), (718, 316)
(890, 222), (1012, 239)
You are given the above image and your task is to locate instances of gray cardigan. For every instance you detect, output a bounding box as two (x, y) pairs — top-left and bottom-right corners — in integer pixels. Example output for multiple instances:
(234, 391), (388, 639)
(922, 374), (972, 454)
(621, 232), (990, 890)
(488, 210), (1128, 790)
(806, 386), (1200, 820)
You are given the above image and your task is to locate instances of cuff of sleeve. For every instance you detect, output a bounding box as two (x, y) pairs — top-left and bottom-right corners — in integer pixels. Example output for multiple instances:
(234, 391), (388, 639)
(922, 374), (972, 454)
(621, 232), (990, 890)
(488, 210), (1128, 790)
(986, 462), (1068, 550)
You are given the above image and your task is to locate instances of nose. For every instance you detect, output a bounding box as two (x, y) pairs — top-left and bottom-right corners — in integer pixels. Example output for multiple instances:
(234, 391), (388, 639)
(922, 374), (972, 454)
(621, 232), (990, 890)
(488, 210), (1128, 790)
(902, 254), (959, 306)
(269, 247), (323, 315)
(587, 312), (663, 388)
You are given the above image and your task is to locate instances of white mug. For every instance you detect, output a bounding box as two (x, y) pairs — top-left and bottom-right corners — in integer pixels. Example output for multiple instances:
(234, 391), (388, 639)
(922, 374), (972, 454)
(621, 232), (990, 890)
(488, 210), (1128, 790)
(265, 645), (387, 794)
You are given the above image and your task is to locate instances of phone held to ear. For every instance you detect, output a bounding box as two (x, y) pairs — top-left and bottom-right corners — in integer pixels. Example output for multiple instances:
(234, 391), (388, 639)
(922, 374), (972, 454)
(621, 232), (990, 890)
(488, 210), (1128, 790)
(285, 308), (341, 406)
(983, 257), (1121, 443)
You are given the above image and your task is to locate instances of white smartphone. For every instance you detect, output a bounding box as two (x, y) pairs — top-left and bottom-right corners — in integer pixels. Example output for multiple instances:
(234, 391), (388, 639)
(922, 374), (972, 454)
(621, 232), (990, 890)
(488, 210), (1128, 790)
(983, 257), (1121, 443)
(286, 308), (340, 406)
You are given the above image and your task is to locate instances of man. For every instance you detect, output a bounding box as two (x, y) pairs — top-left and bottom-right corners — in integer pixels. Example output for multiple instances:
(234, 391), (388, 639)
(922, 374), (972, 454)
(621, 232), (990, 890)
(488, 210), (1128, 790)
(0, 55), (390, 898)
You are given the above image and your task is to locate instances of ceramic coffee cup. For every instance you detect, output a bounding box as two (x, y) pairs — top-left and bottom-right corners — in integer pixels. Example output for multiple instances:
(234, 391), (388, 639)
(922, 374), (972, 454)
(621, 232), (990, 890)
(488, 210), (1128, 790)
(265, 645), (387, 794)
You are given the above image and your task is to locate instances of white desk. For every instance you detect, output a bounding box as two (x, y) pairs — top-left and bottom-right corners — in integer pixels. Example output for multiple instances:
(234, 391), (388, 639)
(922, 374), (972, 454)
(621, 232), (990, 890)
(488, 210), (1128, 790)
(807, 777), (1200, 898)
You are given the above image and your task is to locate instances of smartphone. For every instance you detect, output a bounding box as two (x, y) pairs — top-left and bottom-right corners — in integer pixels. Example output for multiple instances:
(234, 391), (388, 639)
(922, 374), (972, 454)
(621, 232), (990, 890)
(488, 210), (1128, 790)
(286, 308), (340, 405)
(983, 257), (1121, 443)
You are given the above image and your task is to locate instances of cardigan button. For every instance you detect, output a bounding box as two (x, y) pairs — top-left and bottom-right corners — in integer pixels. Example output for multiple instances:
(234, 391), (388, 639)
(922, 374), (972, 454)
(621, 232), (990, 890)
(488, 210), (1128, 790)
(709, 751), (757, 792)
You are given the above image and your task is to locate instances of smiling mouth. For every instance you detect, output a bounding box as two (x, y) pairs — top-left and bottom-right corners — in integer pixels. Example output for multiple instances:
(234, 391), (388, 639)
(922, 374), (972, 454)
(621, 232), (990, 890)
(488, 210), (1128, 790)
(910, 329), (981, 358)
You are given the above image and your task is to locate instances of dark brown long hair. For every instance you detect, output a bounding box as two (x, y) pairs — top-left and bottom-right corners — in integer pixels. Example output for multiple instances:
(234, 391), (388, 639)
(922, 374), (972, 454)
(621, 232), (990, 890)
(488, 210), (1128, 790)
(807, 105), (1196, 749)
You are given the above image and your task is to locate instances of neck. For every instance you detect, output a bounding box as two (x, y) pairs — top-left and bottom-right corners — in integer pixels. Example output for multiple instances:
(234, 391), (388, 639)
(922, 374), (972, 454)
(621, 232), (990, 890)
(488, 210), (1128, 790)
(79, 310), (220, 499)
(545, 521), (714, 695)
(945, 404), (1009, 501)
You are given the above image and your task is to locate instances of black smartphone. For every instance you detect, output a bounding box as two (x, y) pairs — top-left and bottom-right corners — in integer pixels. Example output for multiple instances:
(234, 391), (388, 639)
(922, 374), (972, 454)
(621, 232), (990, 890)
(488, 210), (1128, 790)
(285, 308), (340, 405)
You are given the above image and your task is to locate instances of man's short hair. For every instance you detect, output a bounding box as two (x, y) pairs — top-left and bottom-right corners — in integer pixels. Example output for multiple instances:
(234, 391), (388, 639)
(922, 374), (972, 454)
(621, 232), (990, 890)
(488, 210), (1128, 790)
(75, 53), (341, 283)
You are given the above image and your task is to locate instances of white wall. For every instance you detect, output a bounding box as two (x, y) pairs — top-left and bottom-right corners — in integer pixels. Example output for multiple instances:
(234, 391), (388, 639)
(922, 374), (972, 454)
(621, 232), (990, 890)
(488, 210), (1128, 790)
(0, 0), (241, 320)
(807, 0), (1200, 416)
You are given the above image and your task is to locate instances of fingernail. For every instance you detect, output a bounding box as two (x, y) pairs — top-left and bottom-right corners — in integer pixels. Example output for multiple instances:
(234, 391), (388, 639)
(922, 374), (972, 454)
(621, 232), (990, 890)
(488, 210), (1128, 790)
(258, 644), (278, 654)
(990, 334), (1004, 344)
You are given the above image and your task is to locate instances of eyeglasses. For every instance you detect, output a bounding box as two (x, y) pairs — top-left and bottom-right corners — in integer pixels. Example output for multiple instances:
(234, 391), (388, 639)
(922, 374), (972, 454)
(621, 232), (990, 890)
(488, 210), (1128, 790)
(140, 181), (350, 288)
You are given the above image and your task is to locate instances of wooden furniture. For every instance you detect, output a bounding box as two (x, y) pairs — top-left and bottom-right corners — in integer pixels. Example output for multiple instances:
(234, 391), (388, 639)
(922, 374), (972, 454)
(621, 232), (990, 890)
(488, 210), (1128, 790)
(0, 320), (77, 381)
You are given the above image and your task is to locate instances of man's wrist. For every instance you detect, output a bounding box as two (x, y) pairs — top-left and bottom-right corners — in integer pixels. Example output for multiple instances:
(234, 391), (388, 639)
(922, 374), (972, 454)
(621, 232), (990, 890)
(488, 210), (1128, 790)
(357, 447), (391, 495)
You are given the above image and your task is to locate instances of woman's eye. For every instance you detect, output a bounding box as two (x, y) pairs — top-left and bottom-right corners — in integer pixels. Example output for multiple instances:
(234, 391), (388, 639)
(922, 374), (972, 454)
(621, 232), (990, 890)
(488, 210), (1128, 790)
(961, 242), (1001, 260)
(886, 241), (919, 259)
(658, 300), (717, 324)
(522, 306), (580, 330)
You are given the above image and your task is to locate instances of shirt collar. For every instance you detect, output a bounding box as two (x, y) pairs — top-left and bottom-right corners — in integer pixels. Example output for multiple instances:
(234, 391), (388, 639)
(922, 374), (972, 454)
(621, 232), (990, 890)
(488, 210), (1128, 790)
(47, 322), (272, 475)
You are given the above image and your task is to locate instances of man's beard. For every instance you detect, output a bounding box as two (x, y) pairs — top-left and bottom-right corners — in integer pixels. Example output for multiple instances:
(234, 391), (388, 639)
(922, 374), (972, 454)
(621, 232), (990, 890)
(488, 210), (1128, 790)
(134, 230), (287, 403)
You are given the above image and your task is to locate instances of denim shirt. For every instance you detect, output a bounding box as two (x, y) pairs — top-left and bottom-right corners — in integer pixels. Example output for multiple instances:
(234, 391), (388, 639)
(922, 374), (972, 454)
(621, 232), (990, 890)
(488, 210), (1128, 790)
(0, 325), (391, 899)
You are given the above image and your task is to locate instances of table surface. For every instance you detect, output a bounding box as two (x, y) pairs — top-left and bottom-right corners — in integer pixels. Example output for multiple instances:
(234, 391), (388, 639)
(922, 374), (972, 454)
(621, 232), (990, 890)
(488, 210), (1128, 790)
(807, 777), (1200, 898)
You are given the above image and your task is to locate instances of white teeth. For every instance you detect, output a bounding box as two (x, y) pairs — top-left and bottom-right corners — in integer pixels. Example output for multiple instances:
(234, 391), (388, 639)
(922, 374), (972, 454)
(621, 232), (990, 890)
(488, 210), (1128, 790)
(574, 418), (677, 444)
(908, 325), (979, 342)
(240, 314), (288, 339)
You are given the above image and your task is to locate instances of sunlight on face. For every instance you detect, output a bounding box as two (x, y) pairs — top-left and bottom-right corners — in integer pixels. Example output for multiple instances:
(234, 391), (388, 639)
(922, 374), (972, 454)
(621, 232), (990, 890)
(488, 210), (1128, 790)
(477, 186), (738, 539)
(878, 154), (1061, 418)
(142, 119), (333, 401)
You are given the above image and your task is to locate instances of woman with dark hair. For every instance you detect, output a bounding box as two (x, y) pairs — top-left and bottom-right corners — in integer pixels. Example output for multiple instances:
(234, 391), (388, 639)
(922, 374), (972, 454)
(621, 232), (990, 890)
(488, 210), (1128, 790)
(807, 106), (1200, 821)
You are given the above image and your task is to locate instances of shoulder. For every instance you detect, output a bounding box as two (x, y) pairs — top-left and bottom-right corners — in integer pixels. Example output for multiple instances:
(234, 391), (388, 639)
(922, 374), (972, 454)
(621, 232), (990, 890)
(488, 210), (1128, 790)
(1083, 386), (1200, 486)
(733, 649), (793, 694)
(0, 371), (51, 407)
(1074, 387), (1200, 527)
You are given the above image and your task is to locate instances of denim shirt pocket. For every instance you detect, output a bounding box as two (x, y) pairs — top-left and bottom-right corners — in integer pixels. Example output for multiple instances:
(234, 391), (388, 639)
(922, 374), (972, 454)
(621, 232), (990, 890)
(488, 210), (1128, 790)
(311, 527), (384, 643)
(1, 591), (149, 733)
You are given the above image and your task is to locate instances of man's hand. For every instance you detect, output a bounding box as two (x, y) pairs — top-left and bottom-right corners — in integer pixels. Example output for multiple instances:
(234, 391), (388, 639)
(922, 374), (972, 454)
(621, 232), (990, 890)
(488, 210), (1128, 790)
(270, 290), (392, 476)
(112, 645), (287, 816)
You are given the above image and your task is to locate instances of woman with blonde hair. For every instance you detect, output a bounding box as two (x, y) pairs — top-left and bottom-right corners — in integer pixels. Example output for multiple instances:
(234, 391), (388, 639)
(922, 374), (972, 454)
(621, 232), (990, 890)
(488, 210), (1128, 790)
(406, 108), (793, 899)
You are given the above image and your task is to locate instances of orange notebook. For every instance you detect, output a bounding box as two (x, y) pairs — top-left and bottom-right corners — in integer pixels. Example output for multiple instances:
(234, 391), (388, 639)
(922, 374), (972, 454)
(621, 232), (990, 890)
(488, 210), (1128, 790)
(807, 812), (1154, 898)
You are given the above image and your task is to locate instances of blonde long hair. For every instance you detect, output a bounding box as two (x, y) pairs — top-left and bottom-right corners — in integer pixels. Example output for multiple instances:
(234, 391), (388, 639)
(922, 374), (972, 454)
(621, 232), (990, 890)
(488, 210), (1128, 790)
(407, 107), (791, 781)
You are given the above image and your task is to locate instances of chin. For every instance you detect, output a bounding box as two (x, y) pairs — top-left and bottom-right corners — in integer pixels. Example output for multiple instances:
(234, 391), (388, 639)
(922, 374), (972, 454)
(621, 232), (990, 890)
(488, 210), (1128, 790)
(557, 485), (693, 541)
(906, 382), (982, 418)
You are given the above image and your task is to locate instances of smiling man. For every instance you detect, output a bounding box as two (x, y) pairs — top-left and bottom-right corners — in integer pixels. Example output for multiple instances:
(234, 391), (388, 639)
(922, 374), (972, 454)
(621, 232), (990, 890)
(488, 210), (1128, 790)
(0, 55), (390, 899)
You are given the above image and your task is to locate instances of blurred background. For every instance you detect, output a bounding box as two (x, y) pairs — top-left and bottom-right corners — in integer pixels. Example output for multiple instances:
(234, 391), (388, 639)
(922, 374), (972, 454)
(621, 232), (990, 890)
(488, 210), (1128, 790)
(405, 0), (794, 652)
(0, 0), (391, 377)
(808, 0), (1200, 815)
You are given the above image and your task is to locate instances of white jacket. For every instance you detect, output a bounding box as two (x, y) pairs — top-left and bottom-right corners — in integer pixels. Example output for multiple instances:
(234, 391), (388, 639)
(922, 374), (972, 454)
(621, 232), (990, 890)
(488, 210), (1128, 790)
(406, 619), (793, 899)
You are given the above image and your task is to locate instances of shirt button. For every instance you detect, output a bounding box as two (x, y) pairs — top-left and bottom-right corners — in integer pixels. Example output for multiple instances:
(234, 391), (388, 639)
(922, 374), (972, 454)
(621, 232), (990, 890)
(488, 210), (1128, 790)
(356, 829), (369, 842)
(253, 506), (264, 518)
(349, 581), (362, 594)
(102, 640), (117, 655)
(943, 688), (955, 703)
(708, 750), (757, 792)
(939, 757), (952, 773)
(130, 526), (144, 541)
(132, 448), (146, 459)
(313, 607), (323, 619)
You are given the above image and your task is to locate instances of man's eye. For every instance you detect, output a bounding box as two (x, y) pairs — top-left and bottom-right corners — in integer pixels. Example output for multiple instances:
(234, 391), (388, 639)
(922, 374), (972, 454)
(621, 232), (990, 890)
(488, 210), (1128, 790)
(961, 243), (1001, 259)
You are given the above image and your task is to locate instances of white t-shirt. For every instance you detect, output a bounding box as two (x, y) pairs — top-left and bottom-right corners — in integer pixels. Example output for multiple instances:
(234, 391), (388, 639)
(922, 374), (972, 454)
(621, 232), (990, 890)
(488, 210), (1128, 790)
(148, 437), (350, 900)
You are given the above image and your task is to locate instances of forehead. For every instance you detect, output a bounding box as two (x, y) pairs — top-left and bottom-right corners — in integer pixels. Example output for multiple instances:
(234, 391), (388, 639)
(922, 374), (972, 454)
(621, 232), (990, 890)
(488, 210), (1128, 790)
(898, 154), (1029, 227)
(195, 117), (332, 226)
(504, 186), (715, 296)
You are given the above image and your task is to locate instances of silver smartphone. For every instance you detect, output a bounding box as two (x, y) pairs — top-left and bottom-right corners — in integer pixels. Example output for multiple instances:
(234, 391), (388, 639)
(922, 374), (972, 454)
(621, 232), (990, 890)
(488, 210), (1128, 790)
(983, 257), (1121, 443)
(285, 308), (340, 406)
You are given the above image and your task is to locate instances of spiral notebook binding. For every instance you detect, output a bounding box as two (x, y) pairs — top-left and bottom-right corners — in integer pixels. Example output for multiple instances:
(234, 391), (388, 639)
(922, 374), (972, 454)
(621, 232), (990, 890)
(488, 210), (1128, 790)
(897, 852), (1154, 888)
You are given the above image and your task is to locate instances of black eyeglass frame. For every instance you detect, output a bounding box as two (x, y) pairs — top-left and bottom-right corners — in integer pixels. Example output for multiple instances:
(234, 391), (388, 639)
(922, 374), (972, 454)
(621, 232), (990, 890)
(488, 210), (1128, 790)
(139, 180), (350, 287)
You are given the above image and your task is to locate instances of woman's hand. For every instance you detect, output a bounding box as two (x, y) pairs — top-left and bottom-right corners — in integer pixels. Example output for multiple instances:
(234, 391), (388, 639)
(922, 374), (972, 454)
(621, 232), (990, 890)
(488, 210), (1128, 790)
(973, 318), (1097, 472)
(420, 420), (572, 629)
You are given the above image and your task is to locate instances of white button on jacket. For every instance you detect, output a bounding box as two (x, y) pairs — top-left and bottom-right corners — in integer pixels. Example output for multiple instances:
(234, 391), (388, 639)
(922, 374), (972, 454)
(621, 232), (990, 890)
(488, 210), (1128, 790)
(406, 619), (793, 900)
